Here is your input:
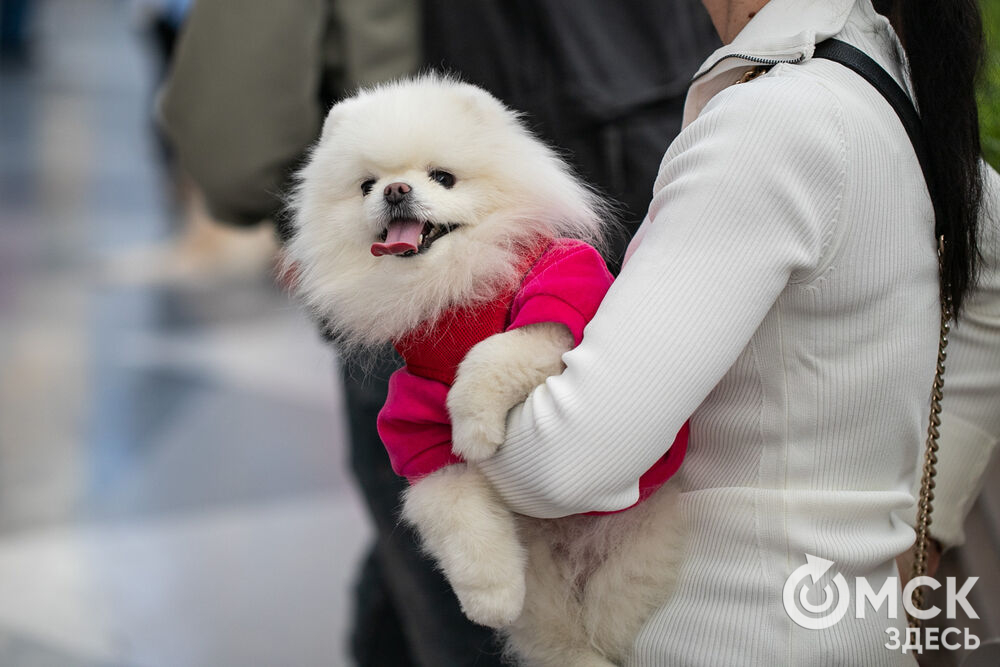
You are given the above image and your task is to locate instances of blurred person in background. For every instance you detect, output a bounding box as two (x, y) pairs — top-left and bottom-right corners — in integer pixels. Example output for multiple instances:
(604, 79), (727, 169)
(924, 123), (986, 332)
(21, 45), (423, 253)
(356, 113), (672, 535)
(134, 0), (189, 157)
(158, 0), (718, 664)
(134, 0), (190, 76)
(107, 0), (281, 287)
(421, 1), (718, 273)
(0, 0), (31, 66)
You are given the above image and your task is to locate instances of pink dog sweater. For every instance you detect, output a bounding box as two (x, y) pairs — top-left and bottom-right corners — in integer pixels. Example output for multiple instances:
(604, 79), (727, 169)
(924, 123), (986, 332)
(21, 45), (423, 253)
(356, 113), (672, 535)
(376, 238), (689, 513)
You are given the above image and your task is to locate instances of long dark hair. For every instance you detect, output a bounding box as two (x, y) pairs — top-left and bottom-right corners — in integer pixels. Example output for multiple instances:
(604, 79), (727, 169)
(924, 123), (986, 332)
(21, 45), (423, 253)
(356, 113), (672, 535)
(874, 0), (985, 315)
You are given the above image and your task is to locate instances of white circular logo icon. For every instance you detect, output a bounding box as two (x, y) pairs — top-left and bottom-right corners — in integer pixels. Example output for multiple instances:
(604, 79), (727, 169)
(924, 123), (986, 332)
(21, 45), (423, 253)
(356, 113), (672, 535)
(783, 554), (851, 630)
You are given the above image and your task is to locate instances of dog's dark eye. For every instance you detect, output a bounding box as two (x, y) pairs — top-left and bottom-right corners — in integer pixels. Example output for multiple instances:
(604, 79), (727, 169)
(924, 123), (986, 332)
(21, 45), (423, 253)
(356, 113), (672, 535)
(361, 179), (376, 196)
(429, 170), (456, 189)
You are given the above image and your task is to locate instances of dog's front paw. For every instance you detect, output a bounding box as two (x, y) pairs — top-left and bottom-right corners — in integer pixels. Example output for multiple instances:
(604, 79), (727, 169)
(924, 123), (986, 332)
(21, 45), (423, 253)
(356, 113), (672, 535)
(454, 576), (526, 629)
(449, 406), (506, 462)
(448, 325), (573, 462)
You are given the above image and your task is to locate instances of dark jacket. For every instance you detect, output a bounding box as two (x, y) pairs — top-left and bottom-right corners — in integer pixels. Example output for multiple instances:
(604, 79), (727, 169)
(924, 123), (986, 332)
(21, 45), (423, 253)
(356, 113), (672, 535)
(422, 0), (719, 268)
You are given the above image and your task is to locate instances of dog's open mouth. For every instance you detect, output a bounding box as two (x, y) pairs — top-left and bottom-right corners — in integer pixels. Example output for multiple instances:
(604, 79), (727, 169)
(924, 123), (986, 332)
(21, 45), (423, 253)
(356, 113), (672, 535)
(370, 219), (459, 257)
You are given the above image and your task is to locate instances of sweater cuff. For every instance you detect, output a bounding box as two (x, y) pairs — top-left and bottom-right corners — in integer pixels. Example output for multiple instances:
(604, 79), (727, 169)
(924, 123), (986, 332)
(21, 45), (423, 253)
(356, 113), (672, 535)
(904, 415), (999, 549)
(508, 294), (588, 345)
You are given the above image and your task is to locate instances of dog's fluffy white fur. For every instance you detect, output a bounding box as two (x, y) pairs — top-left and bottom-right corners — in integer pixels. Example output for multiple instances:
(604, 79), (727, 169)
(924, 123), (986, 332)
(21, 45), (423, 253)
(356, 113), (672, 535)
(288, 74), (606, 353)
(287, 75), (684, 665)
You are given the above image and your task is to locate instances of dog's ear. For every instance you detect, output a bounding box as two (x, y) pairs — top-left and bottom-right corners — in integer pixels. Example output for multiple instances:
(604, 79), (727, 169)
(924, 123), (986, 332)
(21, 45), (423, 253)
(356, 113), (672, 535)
(319, 104), (345, 143)
(453, 83), (511, 125)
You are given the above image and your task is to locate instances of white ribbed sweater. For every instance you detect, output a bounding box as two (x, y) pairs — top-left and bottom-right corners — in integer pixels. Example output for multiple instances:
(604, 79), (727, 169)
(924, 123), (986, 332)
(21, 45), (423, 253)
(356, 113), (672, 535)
(479, 0), (1000, 664)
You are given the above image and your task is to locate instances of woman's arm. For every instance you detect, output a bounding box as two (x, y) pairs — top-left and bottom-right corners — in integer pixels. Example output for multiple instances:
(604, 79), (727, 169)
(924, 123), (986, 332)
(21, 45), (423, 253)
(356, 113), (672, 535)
(478, 73), (848, 517)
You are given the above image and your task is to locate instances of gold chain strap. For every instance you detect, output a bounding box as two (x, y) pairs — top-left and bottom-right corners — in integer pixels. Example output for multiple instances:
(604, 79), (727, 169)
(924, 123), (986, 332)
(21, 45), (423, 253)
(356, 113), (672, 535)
(735, 66), (769, 84)
(908, 236), (954, 628)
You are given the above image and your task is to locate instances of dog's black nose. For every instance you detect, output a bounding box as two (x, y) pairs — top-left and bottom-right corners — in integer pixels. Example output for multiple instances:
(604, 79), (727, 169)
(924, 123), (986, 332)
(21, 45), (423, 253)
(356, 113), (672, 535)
(383, 182), (411, 205)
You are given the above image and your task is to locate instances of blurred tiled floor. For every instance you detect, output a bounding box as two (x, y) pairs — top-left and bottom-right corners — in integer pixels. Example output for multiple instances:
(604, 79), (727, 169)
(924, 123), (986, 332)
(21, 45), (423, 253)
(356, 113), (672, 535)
(0, 1), (372, 665)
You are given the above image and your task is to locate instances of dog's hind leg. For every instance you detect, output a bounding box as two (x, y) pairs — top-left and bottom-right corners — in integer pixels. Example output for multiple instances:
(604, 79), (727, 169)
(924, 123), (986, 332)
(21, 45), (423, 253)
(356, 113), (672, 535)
(502, 522), (619, 667)
(581, 481), (686, 663)
(402, 464), (527, 628)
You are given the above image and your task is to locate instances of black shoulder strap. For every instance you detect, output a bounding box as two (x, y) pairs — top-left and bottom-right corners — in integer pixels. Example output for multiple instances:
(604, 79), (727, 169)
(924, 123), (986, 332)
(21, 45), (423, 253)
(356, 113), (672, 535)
(811, 39), (943, 238)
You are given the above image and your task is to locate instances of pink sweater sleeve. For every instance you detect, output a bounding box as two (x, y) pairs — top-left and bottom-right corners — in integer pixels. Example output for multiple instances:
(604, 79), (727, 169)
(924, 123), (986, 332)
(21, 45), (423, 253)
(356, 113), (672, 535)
(508, 240), (614, 343)
(376, 368), (462, 481)
(378, 239), (614, 484)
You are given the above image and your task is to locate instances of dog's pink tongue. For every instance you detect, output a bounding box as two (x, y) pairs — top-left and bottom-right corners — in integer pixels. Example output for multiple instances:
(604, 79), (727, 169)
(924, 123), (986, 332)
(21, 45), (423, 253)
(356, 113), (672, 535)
(371, 219), (424, 257)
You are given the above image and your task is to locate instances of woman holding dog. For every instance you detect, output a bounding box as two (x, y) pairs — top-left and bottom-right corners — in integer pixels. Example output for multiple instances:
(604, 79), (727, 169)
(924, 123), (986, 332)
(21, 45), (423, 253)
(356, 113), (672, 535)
(474, 0), (999, 663)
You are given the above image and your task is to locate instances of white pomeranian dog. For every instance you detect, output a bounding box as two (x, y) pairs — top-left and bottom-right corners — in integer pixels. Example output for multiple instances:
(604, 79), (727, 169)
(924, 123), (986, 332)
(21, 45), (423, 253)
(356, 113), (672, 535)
(286, 75), (685, 666)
